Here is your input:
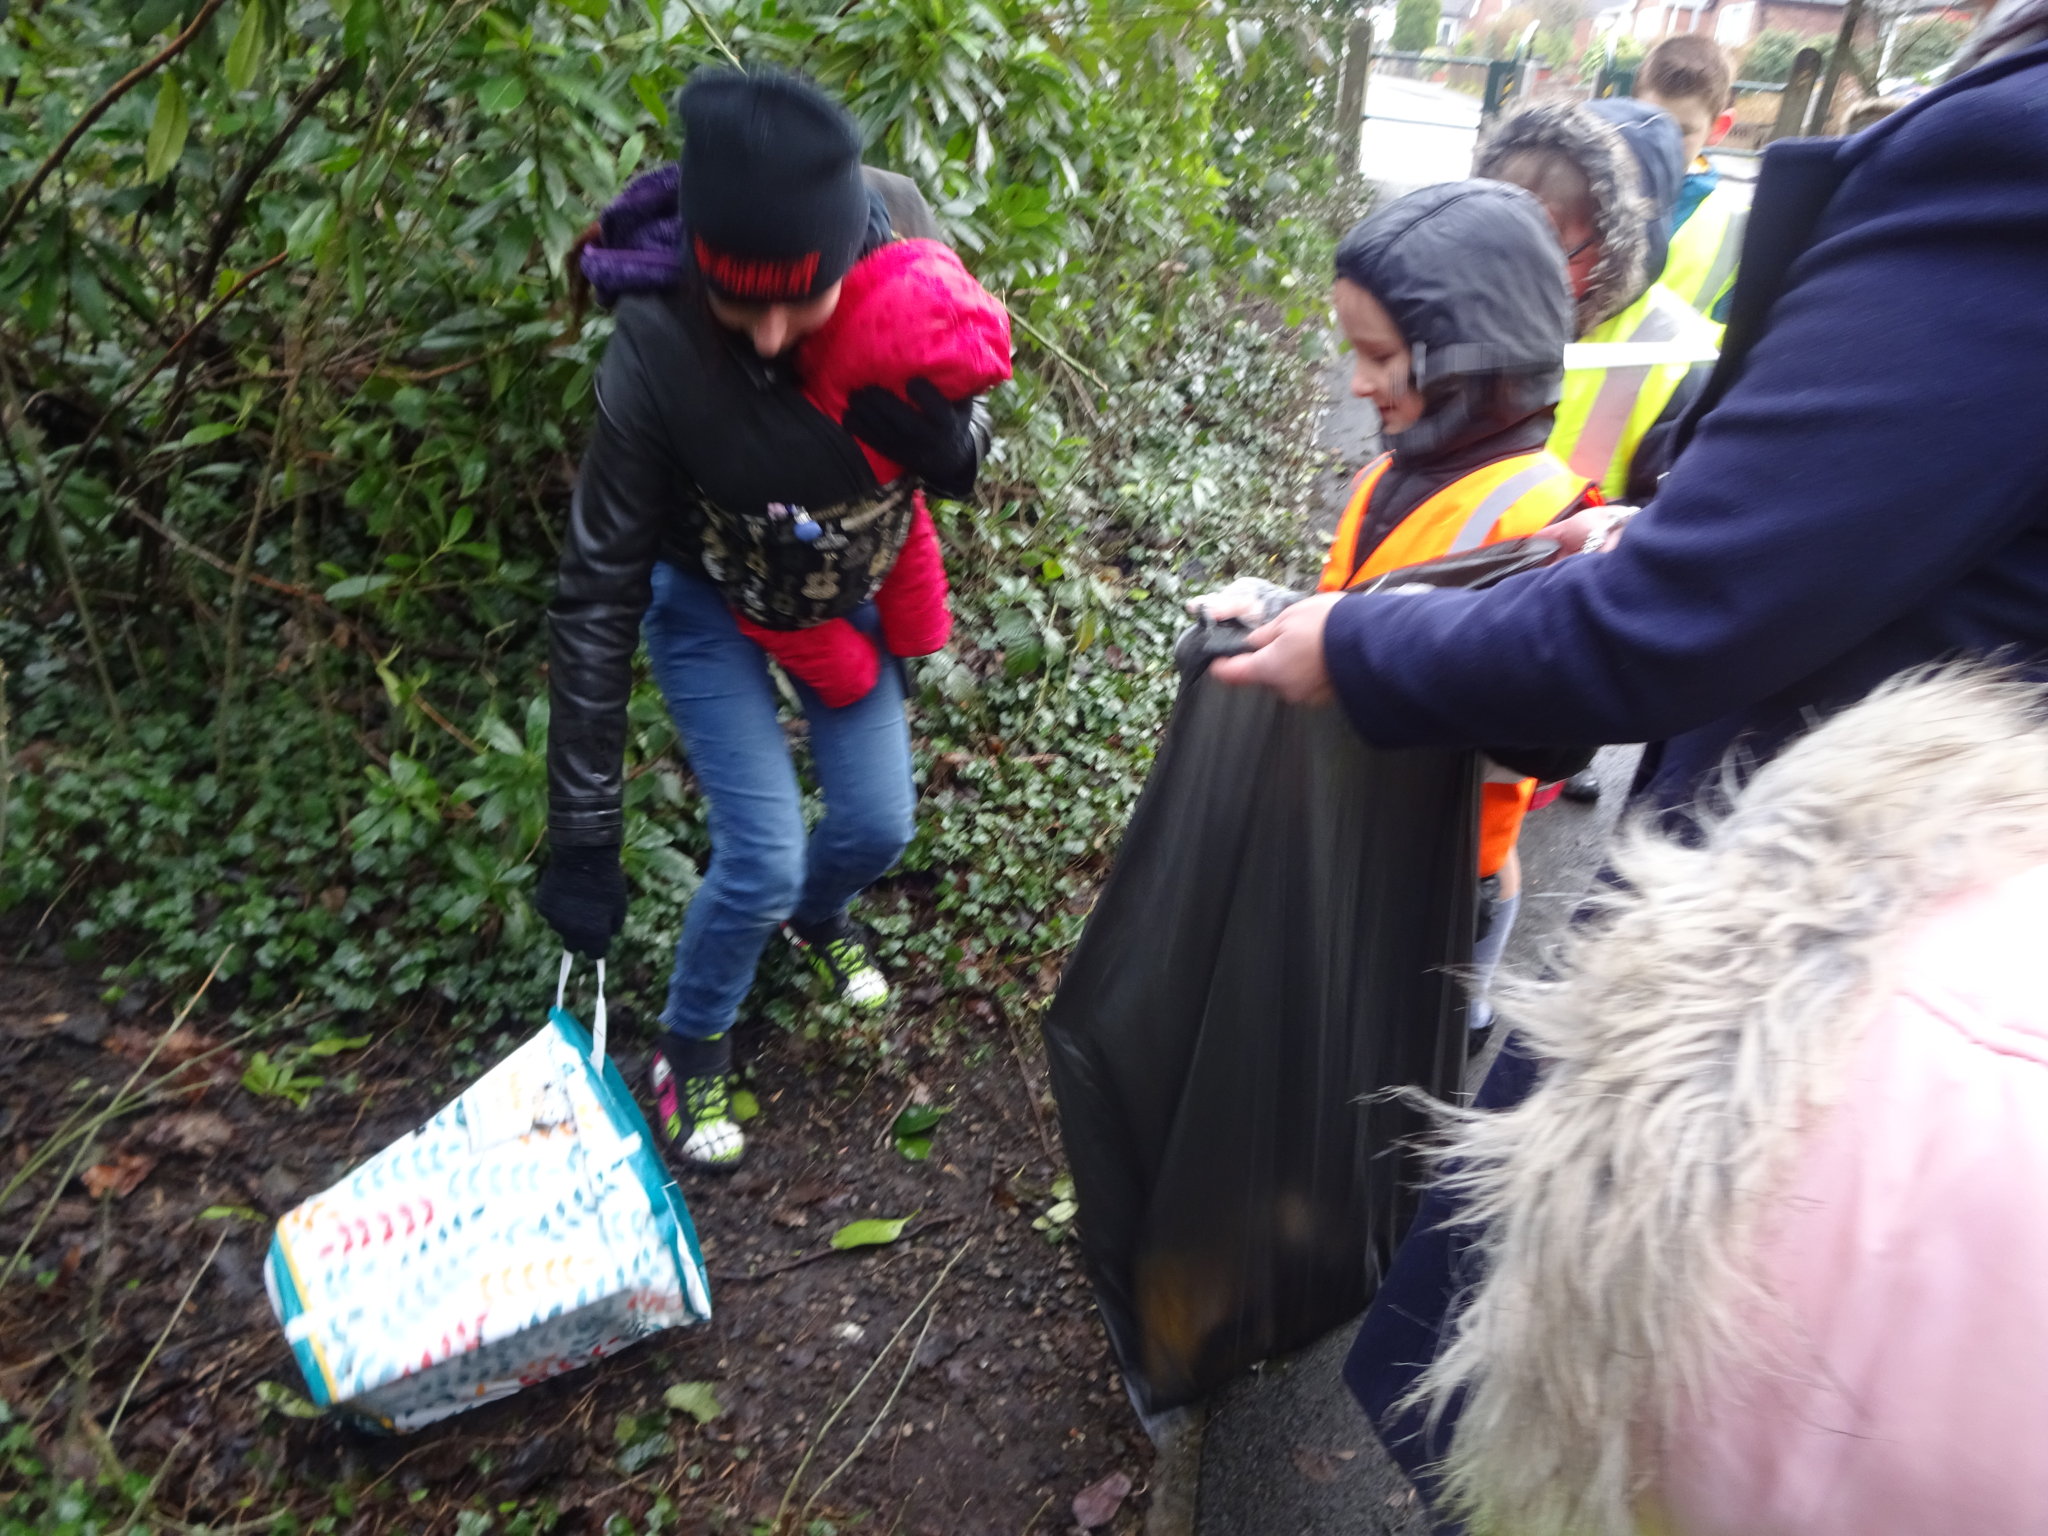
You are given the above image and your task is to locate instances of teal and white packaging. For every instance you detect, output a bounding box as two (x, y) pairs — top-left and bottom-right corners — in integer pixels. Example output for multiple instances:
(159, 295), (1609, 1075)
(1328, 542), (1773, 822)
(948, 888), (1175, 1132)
(264, 957), (711, 1431)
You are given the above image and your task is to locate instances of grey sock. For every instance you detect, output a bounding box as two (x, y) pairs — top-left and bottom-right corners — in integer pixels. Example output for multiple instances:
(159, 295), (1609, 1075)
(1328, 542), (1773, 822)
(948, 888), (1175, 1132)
(1470, 890), (1521, 1029)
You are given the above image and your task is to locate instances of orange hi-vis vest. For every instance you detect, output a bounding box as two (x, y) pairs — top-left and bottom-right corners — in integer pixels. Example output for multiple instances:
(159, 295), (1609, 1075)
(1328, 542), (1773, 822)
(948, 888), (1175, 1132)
(1318, 448), (1597, 878)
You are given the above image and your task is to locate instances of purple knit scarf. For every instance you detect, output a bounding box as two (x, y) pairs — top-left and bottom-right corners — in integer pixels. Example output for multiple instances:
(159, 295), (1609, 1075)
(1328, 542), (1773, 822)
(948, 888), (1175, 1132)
(579, 163), (687, 307)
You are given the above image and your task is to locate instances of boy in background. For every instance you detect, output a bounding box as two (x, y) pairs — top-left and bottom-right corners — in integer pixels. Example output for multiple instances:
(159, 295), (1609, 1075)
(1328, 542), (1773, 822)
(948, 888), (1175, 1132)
(1637, 35), (1746, 322)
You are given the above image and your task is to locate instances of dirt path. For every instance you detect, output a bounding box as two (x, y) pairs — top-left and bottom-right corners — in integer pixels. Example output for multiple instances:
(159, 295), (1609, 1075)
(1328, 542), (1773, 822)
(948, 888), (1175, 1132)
(0, 952), (1151, 1534)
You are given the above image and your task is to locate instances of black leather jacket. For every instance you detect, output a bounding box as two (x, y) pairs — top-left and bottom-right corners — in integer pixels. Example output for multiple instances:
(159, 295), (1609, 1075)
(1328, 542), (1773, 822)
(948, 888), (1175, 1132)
(547, 173), (983, 848)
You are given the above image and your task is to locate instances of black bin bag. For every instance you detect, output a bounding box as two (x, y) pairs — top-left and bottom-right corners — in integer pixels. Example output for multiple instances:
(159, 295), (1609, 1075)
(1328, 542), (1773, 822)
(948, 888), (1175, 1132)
(1042, 541), (1550, 1415)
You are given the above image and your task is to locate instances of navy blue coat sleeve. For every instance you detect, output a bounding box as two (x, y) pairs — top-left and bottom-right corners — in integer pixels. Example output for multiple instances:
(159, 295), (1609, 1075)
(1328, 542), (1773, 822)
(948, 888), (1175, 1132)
(1323, 68), (2048, 752)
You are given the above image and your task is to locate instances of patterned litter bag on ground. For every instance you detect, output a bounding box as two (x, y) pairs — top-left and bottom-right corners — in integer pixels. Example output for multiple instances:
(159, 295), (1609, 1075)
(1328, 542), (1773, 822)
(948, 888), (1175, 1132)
(264, 958), (711, 1431)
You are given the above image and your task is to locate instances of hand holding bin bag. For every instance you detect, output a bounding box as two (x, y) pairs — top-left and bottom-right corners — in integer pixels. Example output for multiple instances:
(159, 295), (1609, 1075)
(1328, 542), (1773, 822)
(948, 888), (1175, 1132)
(264, 957), (712, 1432)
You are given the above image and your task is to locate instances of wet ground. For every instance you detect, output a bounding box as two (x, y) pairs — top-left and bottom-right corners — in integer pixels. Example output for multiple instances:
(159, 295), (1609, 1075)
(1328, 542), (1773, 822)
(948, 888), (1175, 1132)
(0, 953), (1151, 1535)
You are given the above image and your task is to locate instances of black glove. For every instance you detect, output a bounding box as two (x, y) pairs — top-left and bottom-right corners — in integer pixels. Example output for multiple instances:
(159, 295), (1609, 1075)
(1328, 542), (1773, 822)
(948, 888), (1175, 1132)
(843, 378), (980, 500)
(534, 842), (628, 959)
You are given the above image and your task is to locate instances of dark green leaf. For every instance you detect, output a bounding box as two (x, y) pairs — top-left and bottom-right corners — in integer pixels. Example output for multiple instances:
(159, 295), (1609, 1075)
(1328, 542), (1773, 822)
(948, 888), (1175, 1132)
(629, 72), (671, 127)
(892, 1104), (949, 1137)
(225, 2), (267, 91)
(143, 74), (190, 183)
(477, 76), (528, 116)
(342, 0), (381, 55)
(323, 573), (396, 602)
(285, 198), (338, 258)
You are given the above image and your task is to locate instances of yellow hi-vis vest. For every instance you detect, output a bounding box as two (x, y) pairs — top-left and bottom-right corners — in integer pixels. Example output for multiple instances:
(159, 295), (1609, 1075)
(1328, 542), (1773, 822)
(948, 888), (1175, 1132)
(1550, 282), (1724, 502)
(1662, 180), (1751, 322)
(1318, 448), (1596, 877)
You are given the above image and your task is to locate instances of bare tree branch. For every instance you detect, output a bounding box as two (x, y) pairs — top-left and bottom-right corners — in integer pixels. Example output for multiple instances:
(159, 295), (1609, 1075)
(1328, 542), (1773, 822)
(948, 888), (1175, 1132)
(190, 56), (351, 309)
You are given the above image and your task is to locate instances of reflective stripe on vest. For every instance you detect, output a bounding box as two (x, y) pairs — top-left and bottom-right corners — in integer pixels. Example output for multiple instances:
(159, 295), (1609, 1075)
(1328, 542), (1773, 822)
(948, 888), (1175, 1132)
(1318, 449), (1595, 592)
(1316, 448), (1598, 877)
(1663, 181), (1750, 320)
(1550, 283), (1722, 501)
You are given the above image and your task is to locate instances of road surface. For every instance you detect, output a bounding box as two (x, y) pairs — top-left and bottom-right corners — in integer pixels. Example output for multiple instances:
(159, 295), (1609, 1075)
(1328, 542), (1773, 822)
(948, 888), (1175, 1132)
(1357, 74), (1483, 195)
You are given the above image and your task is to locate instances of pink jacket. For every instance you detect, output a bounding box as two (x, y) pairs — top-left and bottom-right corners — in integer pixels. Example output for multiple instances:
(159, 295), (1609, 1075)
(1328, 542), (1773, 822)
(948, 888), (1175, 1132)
(1660, 861), (2048, 1535)
(1411, 670), (2048, 1536)
(736, 238), (1011, 706)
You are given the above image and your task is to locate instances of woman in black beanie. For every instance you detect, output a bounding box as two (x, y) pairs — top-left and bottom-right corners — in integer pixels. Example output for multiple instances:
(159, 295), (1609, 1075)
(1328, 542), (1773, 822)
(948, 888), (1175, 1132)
(535, 68), (989, 1170)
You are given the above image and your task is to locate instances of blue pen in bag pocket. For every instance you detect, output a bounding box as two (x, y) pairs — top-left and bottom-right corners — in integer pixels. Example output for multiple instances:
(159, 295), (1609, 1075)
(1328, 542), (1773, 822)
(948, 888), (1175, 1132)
(767, 502), (822, 543)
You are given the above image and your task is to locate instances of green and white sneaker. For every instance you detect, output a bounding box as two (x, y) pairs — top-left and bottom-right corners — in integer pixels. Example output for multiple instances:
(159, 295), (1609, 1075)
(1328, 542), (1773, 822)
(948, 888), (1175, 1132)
(649, 1046), (745, 1171)
(783, 915), (890, 1012)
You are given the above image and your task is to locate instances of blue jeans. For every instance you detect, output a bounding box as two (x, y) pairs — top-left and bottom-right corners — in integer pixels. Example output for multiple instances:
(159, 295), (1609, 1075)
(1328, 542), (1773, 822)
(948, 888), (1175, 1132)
(643, 563), (916, 1042)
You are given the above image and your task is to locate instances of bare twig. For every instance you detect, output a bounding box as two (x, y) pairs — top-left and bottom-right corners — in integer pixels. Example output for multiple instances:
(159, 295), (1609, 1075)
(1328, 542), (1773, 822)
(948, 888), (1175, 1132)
(108, 1225), (230, 1437)
(31, 249), (289, 579)
(124, 500), (315, 601)
(777, 1239), (973, 1529)
(997, 997), (1058, 1163)
(190, 59), (350, 307)
(672, 0), (744, 67)
(1005, 303), (1109, 393)
(0, 948), (231, 1286)
(0, 658), (10, 859)
(1, 369), (128, 739)
(0, 0), (230, 251)
(800, 1287), (945, 1521)
(120, 503), (487, 759)
(708, 1213), (960, 1283)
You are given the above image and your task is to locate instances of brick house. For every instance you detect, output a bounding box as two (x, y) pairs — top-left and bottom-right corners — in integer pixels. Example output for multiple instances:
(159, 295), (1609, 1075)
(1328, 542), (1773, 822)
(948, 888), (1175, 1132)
(1620, 0), (1968, 53)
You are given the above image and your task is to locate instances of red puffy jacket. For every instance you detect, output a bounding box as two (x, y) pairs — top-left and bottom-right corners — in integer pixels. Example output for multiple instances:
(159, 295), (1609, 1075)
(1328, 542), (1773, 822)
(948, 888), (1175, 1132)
(736, 238), (1012, 706)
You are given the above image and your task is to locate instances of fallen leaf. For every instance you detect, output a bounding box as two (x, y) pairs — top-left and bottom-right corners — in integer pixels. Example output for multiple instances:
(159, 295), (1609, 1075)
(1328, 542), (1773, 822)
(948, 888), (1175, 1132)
(198, 1205), (266, 1222)
(828, 1214), (915, 1251)
(787, 1176), (838, 1206)
(1291, 1446), (1349, 1484)
(141, 1109), (236, 1153)
(663, 1382), (723, 1424)
(254, 1380), (322, 1420)
(10, 1007), (110, 1046)
(728, 1087), (761, 1123)
(106, 1025), (218, 1067)
(893, 1104), (949, 1137)
(80, 1153), (156, 1199)
(1072, 1469), (1133, 1528)
(893, 1102), (951, 1161)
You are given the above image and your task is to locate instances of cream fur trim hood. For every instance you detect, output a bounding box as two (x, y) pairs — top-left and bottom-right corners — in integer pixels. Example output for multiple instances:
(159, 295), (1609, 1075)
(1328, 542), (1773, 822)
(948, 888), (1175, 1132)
(1414, 667), (2048, 1536)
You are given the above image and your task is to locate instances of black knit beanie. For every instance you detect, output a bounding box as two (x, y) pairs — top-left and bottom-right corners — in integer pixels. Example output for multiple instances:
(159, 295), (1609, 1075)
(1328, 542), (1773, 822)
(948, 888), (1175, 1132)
(678, 67), (868, 302)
